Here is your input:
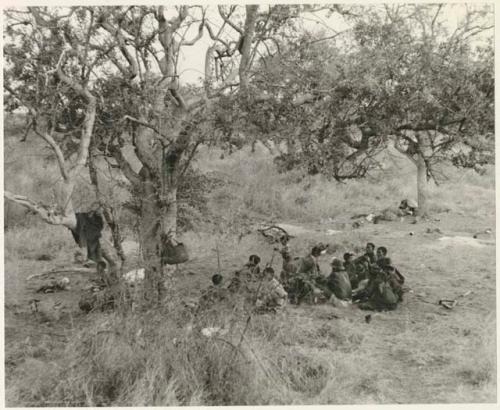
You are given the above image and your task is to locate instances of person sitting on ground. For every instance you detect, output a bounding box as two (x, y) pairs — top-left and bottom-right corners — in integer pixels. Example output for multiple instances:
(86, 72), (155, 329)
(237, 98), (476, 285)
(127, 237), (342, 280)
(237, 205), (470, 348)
(377, 257), (405, 302)
(352, 253), (379, 303)
(376, 246), (394, 265)
(326, 258), (352, 301)
(343, 252), (359, 289)
(288, 245), (326, 305)
(256, 267), (288, 312)
(228, 254), (262, 293)
(355, 263), (399, 311)
(353, 247), (387, 300)
(353, 242), (376, 282)
(364, 242), (377, 264)
(298, 245), (324, 277)
(376, 246), (387, 260)
(245, 254), (261, 276)
(375, 247), (405, 286)
(198, 273), (228, 312)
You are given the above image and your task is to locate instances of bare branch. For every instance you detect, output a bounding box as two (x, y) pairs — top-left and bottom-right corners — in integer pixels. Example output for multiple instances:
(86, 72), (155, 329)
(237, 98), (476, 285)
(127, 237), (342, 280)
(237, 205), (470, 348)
(53, 49), (95, 103)
(33, 128), (69, 181)
(122, 115), (172, 144)
(179, 141), (201, 177)
(180, 20), (205, 46)
(4, 191), (76, 228)
(169, 88), (188, 111)
(169, 5), (189, 31)
(306, 31), (346, 45)
(28, 7), (51, 27)
(204, 21), (230, 49)
(261, 36), (282, 55)
(430, 4), (443, 35)
(50, 48), (97, 175)
(98, 15), (138, 79)
(218, 5), (243, 34)
(81, 9), (95, 82)
(5, 83), (71, 180)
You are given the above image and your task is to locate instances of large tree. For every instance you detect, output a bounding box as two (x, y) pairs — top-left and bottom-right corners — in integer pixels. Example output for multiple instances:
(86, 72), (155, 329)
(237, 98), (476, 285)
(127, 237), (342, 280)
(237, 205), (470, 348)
(237, 4), (493, 214)
(4, 5), (340, 302)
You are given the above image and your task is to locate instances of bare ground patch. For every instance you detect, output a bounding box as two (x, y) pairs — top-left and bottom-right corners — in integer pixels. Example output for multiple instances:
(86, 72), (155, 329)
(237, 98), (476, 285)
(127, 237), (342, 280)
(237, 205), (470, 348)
(4, 212), (496, 406)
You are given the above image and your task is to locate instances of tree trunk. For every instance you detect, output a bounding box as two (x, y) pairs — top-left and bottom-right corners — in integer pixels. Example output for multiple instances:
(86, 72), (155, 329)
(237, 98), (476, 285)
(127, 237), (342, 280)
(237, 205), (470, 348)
(415, 131), (433, 217)
(137, 167), (164, 304)
(160, 185), (177, 238)
(239, 5), (259, 93)
(416, 152), (429, 217)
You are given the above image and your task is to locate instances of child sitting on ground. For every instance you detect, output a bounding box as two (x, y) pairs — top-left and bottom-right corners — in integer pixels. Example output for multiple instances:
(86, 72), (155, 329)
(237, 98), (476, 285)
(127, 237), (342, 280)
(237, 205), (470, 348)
(256, 267), (288, 312)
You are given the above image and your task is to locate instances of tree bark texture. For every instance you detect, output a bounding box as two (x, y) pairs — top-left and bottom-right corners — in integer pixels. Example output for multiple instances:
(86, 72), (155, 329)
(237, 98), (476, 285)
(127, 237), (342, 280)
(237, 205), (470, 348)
(416, 153), (429, 217)
(415, 132), (433, 217)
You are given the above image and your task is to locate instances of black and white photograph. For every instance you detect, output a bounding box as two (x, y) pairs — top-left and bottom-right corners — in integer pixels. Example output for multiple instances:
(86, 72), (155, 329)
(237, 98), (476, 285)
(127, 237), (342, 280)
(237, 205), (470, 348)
(3, 2), (496, 406)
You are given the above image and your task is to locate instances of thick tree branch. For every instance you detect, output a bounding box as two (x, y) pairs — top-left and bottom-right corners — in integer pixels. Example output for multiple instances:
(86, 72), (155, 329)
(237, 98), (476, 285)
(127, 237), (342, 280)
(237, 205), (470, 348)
(50, 48), (97, 190)
(33, 128), (69, 181)
(108, 145), (142, 187)
(53, 49), (95, 103)
(98, 16), (138, 79)
(169, 89), (188, 111)
(81, 9), (95, 82)
(239, 5), (259, 92)
(4, 191), (76, 228)
(156, 6), (190, 114)
(5, 83), (70, 181)
(131, 124), (160, 176)
(122, 115), (171, 144)
(180, 20), (204, 46)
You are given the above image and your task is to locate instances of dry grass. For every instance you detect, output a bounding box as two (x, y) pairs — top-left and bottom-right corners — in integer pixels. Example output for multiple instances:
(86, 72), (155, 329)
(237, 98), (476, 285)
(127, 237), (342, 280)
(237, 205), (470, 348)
(5, 213), (496, 405)
(197, 145), (495, 224)
(4, 126), (496, 406)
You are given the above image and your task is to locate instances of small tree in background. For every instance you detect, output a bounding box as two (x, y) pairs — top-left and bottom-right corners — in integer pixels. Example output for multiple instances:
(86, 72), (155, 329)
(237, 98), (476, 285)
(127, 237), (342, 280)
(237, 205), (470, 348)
(350, 4), (494, 215)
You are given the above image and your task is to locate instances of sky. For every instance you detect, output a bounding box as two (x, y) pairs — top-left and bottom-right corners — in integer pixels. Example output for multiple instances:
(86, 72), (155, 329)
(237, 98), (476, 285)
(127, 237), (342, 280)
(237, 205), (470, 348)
(171, 3), (487, 85)
(2, 3), (492, 88)
(174, 6), (349, 84)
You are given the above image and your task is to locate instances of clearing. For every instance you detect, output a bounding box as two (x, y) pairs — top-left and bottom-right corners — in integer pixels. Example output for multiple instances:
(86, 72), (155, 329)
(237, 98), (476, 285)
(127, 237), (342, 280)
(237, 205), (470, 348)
(4, 209), (496, 405)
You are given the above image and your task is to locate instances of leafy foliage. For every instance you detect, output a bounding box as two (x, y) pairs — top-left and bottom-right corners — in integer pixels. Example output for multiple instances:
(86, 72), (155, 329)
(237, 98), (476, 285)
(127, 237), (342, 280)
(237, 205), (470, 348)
(347, 5), (494, 177)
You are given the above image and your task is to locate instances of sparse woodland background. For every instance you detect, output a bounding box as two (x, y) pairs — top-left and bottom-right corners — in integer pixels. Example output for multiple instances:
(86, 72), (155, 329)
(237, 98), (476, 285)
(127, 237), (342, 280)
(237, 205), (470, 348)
(3, 4), (496, 406)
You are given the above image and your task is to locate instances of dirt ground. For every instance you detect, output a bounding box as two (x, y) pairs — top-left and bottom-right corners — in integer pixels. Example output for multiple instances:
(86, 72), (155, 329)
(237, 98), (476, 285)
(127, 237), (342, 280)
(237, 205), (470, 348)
(4, 210), (496, 405)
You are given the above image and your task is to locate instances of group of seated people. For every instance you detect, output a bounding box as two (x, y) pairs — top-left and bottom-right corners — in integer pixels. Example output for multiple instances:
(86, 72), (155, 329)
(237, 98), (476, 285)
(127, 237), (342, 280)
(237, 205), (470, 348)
(197, 255), (287, 314)
(328, 243), (406, 310)
(197, 240), (406, 314)
(277, 239), (405, 311)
